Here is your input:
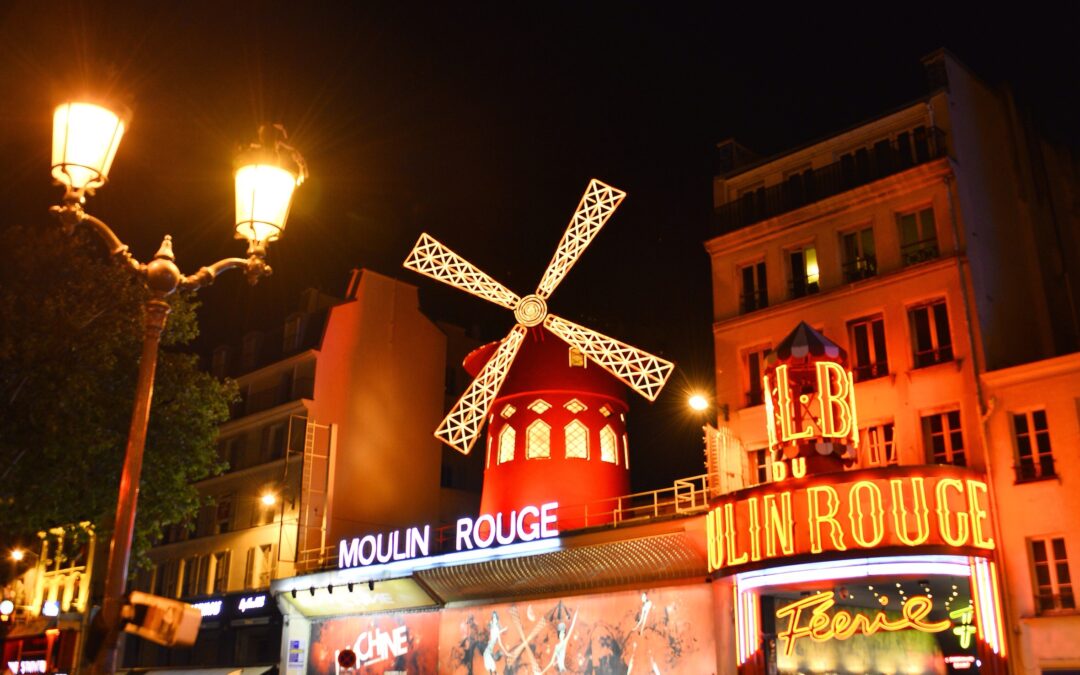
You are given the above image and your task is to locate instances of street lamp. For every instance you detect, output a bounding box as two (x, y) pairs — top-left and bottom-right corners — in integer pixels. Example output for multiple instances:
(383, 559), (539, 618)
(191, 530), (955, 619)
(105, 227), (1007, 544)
(49, 101), (306, 675)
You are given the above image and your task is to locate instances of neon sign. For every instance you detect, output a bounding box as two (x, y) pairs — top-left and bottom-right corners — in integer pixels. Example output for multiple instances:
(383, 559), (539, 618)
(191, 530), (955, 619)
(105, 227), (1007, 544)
(237, 594), (267, 613)
(706, 467), (995, 575)
(191, 599), (222, 617)
(339, 502), (559, 570)
(765, 362), (858, 455)
(775, 591), (951, 657)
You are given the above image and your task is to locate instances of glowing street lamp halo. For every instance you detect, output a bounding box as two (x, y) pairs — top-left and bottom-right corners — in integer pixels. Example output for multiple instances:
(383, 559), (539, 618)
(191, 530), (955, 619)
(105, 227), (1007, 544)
(260, 491), (279, 507)
(688, 393), (709, 412)
(51, 100), (131, 195)
(10, 548), (25, 562)
(233, 128), (308, 248)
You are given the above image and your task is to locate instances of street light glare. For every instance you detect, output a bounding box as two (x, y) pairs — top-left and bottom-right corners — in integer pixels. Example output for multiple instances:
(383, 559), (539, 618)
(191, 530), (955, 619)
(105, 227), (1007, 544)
(689, 394), (708, 411)
(10, 549), (25, 562)
(52, 102), (127, 193)
(235, 163), (299, 244)
(260, 492), (278, 507)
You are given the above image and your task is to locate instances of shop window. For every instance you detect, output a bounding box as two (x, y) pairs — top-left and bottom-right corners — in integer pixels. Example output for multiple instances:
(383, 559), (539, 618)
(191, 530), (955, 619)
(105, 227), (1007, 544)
(922, 410), (965, 466)
(749, 448), (770, 485)
(500, 404), (517, 419)
(744, 346), (772, 406)
(848, 315), (888, 381)
(564, 399), (587, 413)
(908, 299), (953, 368)
(498, 426), (516, 464)
(600, 426), (618, 464)
(739, 261), (768, 313)
(863, 422), (897, 466)
(788, 245), (819, 298)
(1030, 536), (1075, 613)
(564, 420), (589, 459)
(841, 226), (877, 282)
(526, 420), (551, 459)
(527, 399), (552, 414)
(1013, 409), (1055, 482)
(211, 551), (230, 593)
(898, 206), (939, 266)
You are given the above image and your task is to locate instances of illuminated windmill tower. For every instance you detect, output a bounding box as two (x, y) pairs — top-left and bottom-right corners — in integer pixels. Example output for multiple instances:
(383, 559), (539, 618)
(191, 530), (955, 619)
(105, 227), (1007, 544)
(404, 179), (674, 524)
(762, 322), (859, 479)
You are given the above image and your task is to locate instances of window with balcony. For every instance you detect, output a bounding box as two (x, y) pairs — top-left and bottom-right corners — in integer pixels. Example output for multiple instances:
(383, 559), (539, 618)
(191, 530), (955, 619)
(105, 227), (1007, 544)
(788, 245), (820, 298)
(922, 410), (965, 466)
(862, 422), (896, 466)
(211, 551), (230, 593)
(848, 315), (888, 381)
(1030, 536), (1075, 613)
(1013, 409), (1055, 482)
(215, 494), (234, 534)
(739, 261), (768, 313)
(184, 555), (208, 597)
(841, 226), (877, 282)
(909, 299), (953, 368)
(744, 346), (772, 406)
(898, 207), (939, 266)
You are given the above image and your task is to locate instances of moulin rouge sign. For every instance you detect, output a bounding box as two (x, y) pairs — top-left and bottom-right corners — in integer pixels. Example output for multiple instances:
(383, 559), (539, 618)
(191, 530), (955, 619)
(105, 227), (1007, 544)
(706, 466), (995, 575)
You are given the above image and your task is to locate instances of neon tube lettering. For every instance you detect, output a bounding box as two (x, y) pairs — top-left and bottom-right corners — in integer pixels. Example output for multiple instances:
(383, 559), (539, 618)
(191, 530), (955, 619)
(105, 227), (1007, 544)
(806, 485), (846, 553)
(935, 479), (970, 547)
(890, 477), (931, 546)
(848, 480), (884, 548)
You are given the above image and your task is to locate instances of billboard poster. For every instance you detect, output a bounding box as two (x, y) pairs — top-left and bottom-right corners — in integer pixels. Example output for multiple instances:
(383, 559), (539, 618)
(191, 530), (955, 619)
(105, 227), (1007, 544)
(308, 611), (440, 674)
(438, 584), (715, 674)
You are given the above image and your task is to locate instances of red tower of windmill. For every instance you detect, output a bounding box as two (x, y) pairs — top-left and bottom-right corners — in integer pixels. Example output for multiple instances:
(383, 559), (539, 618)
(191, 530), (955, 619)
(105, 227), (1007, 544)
(404, 180), (674, 525)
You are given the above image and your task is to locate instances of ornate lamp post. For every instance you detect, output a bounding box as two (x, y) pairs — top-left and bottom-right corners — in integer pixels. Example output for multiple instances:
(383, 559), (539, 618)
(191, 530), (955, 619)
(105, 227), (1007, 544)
(49, 101), (307, 674)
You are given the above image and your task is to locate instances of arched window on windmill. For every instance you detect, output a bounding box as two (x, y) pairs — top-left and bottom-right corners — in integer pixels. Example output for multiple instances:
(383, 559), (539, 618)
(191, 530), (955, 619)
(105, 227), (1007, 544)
(527, 419), (551, 459)
(565, 420), (589, 459)
(498, 425), (516, 464)
(600, 425), (618, 464)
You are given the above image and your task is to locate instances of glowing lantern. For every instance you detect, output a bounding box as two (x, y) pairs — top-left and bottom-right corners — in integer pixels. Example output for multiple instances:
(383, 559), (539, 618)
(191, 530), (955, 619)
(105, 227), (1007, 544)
(234, 128), (306, 245)
(51, 102), (128, 193)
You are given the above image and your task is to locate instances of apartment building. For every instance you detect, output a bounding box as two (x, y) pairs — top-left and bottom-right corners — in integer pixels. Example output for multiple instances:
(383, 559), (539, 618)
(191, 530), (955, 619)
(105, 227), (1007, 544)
(124, 269), (478, 671)
(705, 50), (1078, 674)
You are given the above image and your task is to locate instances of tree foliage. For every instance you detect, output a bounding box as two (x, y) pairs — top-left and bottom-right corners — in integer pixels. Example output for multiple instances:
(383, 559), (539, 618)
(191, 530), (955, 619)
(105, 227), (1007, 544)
(0, 223), (235, 564)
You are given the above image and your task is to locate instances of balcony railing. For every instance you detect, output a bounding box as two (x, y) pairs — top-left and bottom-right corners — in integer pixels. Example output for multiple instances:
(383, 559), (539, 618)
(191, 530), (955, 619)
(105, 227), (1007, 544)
(914, 345), (953, 368)
(842, 256), (877, 283)
(852, 361), (889, 382)
(1015, 457), (1056, 483)
(1036, 591), (1076, 613)
(740, 289), (768, 314)
(789, 279), (820, 299)
(901, 237), (940, 266)
(713, 126), (947, 233)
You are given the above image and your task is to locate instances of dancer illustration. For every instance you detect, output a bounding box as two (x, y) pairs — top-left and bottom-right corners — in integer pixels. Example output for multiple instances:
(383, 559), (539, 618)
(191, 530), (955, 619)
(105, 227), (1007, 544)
(483, 611), (507, 673)
(541, 610), (578, 673)
(633, 592), (653, 634)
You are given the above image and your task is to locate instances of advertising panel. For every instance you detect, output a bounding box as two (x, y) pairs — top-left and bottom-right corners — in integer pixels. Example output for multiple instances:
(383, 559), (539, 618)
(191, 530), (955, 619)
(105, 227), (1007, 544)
(438, 584), (715, 674)
(308, 612), (440, 675)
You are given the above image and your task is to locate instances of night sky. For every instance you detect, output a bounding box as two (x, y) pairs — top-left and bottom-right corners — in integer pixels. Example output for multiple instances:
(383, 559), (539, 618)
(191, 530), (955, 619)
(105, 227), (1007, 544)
(1, 4), (1075, 489)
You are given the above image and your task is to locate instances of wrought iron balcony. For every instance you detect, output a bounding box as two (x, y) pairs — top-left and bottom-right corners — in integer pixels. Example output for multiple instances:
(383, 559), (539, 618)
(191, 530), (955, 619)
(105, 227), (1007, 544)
(740, 289), (769, 314)
(842, 256), (878, 283)
(852, 361), (889, 382)
(713, 126), (947, 233)
(1015, 457), (1057, 483)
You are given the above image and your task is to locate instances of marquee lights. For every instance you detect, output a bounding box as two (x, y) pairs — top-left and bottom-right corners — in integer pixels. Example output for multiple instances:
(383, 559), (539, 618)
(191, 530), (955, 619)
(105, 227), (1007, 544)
(706, 469), (995, 575)
(775, 591), (950, 657)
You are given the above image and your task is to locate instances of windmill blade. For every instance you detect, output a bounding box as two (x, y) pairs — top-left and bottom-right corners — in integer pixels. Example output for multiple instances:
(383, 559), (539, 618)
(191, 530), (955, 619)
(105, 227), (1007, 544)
(404, 233), (521, 310)
(435, 324), (528, 454)
(544, 314), (674, 402)
(534, 179), (626, 300)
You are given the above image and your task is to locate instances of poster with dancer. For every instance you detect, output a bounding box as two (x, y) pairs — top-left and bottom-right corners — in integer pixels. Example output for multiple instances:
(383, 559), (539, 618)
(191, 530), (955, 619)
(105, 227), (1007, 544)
(308, 611), (440, 674)
(438, 584), (715, 674)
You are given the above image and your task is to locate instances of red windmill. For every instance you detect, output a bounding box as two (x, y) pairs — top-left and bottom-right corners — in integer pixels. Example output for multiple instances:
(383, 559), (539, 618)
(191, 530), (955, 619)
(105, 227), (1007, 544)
(404, 180), (674, 523)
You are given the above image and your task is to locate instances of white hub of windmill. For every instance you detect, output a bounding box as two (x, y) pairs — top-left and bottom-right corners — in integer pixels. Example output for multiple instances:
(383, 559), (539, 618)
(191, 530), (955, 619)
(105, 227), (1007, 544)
(404, 178), (675, 455)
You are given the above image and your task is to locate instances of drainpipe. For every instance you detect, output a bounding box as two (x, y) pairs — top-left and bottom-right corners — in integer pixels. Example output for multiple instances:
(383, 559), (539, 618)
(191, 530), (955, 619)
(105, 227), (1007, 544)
(944, 172), (1018, 671)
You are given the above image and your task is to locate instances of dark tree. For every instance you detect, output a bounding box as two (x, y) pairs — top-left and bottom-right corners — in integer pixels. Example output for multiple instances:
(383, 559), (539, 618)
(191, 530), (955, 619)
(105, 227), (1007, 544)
(0, 223), (235, 565)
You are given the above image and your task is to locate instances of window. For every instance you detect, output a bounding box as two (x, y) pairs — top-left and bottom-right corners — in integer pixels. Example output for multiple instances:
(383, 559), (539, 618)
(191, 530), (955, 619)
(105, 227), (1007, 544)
(264, 423), (287, 461)
(862, 422), (896, 466)
(599, 405), (613, 418)
(848, 315), (888, 381)
(840, 226), (877, 282)
(184, 555), (208, 597)
(211, 346), (229, 379)
(241, 332), (263, 371)
(1030, 537), (1074, 613)
(244, 544), (274, 590)
(749, 448), (770, 485)
(220, 437), (240, 471)
(527, 399), (552, 414)
(922, 410), (965, 466)
(211, 551), (230, 593)
(159, 560), (181, 598)
(526, 420), (551, 459)
(283, 314), (302, 351)
(564, 420), (589, 459)
(599, 426), (618, 464)
(788, 245), (820, 298)
(898, 207), (939, 266)
(1013, 410), (1055, 481)
(744, 346), (772, 406)
(498, 426), (516, 464)
(740, 261), (768, 313)
(216, 495), (234, 534)
(564, 399), (587, 413)
(909, 299), (953, 367)
(500, 404), (517, 419)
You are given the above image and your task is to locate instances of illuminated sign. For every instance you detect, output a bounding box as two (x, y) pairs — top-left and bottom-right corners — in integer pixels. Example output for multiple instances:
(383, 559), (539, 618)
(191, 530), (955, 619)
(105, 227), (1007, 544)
(336, 626), (408, 670)
(945, 655), (977, 670)
(237, 594), (267, 613)
(950, 604), (976, 648)
(706, 467), (995, 575)
(191, 599), (223, 617)
(339, 502), (559, 570)
(775, 591), (951, 657)
(8, 661), (47, 674)
(765, 362), (858, 455)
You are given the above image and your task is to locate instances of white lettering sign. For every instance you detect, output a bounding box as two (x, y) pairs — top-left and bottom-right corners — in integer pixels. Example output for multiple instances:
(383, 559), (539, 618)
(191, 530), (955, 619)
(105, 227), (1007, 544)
(354, 625), (407, 666)
(8, 661), (47, 674)
(337, 503), (559, 569)
(191, 600), (222, 617)
(237, 595), (267, 613)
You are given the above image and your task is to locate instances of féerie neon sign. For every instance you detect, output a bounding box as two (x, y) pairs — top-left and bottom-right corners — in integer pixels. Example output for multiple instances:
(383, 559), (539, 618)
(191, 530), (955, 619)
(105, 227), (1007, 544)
(775, 591), (952, 656)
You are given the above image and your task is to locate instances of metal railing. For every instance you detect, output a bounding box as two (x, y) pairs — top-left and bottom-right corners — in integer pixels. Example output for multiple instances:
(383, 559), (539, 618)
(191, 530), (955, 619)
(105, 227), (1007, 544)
(842, 256), (877, 283)
(713, 126), (947, 233)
